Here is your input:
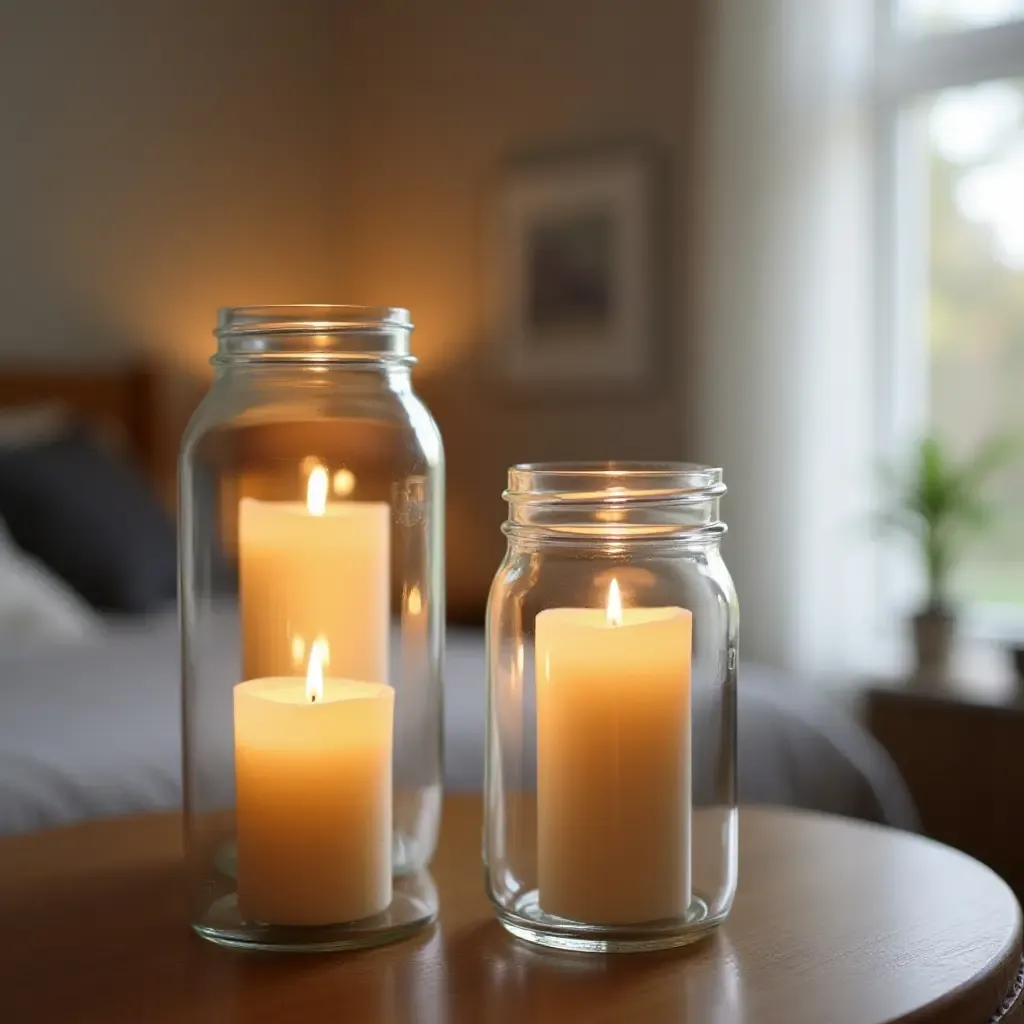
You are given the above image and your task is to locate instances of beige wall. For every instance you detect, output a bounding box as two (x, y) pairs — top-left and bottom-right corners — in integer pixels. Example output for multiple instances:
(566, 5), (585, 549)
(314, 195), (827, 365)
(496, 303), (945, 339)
(0, 0), (703, 616)
(332, 0), (702, 615)
(0, 0), (336, 376)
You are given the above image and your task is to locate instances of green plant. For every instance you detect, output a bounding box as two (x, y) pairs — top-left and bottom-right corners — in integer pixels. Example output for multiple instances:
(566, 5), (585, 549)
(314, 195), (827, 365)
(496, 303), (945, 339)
(879, 434), (1019, 612)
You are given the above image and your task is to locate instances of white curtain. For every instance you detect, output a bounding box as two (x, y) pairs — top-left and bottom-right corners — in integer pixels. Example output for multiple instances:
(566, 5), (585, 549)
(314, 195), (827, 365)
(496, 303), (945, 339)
(693, 0), (878, 679)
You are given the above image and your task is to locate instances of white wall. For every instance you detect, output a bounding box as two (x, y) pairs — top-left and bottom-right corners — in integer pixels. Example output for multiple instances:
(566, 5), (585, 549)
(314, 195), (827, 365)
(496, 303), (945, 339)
(695, 0), (876, 675)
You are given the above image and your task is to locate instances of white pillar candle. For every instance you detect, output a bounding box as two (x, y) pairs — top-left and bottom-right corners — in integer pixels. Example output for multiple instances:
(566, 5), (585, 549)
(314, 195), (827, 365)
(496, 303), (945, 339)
(536, 580), (692, 924)
(234, 640), (394, 926)
(239, 465), (390, 685)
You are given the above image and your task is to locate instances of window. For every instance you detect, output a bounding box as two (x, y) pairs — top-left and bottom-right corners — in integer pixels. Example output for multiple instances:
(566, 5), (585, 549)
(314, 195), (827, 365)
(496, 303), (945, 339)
(878, 2), (1024, 627)
(900, 0), (1024, 34)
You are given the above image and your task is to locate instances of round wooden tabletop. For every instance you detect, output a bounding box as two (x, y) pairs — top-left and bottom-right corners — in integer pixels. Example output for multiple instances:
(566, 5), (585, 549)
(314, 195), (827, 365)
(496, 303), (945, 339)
(0, 797), (1020, 1024)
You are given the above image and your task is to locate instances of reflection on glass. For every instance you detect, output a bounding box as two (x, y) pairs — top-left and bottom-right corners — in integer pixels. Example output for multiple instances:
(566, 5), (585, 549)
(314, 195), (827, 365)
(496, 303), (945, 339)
(901, 0), (1024, 33)
(917, 78), (1024, 605)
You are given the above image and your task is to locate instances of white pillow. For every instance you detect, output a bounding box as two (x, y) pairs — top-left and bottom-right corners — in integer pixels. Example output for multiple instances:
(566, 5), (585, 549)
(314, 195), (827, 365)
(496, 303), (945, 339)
(0, 403), (69, 449)
(0, 517), (100, 645)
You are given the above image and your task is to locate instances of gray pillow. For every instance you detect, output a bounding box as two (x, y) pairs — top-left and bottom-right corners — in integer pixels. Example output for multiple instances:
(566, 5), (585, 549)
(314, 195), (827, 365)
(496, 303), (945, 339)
(0, 428), (176, 613)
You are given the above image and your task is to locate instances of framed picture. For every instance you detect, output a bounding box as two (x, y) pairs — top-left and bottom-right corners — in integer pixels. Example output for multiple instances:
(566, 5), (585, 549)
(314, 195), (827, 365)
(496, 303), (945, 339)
(494, 148), (658, 391)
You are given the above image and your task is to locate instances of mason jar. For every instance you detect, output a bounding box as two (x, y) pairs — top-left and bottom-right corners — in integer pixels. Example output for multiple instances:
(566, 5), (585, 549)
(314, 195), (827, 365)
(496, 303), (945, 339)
(485, 462), (738, 952)
(180, 305), (444, 952)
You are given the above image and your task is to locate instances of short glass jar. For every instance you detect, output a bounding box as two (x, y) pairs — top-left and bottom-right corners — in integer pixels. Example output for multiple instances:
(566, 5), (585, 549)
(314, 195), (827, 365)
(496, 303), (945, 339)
(180, 306), (444, 952)
(485, 463), (738, 953)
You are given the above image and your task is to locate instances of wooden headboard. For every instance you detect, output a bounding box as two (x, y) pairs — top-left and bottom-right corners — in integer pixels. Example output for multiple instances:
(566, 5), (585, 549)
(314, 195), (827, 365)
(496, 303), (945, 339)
(0, 364), (161, 480)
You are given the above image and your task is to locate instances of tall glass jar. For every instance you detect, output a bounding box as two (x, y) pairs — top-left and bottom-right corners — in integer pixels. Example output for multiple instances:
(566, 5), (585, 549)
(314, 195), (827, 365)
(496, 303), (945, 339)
(485, 463), (738, 953)
(180, 306), (444, 952)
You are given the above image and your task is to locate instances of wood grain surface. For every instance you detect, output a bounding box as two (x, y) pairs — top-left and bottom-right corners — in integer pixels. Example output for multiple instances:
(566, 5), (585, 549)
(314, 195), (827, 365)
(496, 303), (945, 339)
(0, 798), (1020, 1024)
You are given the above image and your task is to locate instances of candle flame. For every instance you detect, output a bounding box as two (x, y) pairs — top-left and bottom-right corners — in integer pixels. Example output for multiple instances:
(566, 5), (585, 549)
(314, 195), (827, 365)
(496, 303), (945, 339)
(333, 468), (356, 497)
(606, 578), (623, 627)
(306, 635), (329, 703)
(407, 584), (422, 616)
(307, 464), (328, 516)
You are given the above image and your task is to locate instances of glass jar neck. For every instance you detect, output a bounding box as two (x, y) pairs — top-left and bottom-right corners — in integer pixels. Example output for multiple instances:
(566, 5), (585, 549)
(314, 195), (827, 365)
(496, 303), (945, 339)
(212, 305), (415, 369)
(503, 462), (727, 550)
(214, 359), (413, 393)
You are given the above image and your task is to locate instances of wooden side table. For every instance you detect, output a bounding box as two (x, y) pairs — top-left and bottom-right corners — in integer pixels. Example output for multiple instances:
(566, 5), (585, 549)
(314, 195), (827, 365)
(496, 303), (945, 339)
(866, 682), (1024, 898)
(0, 797), (1021, 1023)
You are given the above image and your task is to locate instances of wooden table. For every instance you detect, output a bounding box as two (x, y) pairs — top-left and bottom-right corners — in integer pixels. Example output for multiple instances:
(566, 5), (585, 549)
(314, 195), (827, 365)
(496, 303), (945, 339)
(1, 798), (1021, 1024)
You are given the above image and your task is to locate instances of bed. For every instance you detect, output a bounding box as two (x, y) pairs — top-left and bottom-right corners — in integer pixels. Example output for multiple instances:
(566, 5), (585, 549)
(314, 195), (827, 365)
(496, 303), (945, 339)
(0, 366), (918, 836)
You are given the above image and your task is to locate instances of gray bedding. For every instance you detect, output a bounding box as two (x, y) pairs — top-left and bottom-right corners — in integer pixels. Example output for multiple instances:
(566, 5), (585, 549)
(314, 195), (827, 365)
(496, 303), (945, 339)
(0, 610), (916, 835)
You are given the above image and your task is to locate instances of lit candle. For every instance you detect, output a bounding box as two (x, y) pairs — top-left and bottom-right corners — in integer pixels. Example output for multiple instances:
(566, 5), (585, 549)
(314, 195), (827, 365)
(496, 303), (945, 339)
(239, 464), (390, 684)
(234, 638), (394, 925)
(536, 579), (692, 924)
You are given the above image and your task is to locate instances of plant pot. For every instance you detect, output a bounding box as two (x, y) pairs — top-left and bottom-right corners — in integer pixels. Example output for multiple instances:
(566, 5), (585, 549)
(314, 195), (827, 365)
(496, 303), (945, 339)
(910, 608), (955, 687)
(1010, 647), (1024, 696)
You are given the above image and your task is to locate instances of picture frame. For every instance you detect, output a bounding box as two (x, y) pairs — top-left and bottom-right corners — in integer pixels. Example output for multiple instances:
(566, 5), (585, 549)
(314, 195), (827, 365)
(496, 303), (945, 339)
(493, 147), (658, 392)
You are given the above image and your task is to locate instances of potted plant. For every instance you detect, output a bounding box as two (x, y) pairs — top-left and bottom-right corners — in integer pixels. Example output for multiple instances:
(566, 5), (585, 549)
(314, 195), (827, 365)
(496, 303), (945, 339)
(879, 434), (1018, 685)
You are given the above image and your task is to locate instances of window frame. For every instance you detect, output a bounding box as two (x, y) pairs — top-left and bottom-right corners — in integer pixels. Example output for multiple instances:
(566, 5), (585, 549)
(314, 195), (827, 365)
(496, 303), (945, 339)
(874, 0), (1024, 642)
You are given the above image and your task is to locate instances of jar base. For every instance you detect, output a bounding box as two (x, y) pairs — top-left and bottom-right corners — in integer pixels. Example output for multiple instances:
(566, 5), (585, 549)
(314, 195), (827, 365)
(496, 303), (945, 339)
(495, 890), (723, 953)
(192, 868), (438, 953)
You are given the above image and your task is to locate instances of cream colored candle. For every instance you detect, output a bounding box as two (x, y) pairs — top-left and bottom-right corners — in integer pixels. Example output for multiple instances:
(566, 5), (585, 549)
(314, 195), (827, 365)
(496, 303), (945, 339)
(239, 465), (390, 684)
(234, 640), (394, 926)
(536, 580), (692, 924)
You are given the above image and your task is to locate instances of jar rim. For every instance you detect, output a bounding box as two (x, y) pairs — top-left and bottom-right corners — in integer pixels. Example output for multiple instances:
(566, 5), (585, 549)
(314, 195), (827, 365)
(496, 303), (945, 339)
(505, 461), (725, 505)
(214, 305), (413, 362)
